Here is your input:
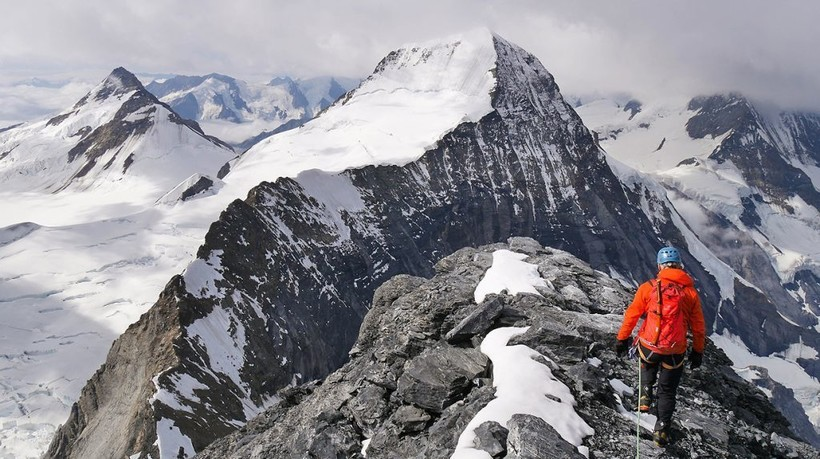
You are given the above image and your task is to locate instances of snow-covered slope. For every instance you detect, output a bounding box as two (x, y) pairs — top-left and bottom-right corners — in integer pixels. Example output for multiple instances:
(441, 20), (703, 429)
(0, 68), (236, 458)
(224, 28), (498, 187)
(145, 73), (358, 146)
(575, 96), (729, 172)
(577, 94), (820, 436)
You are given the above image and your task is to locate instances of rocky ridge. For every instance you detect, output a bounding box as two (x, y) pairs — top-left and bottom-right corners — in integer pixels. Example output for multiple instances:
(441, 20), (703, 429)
(197, 238), (818, 459)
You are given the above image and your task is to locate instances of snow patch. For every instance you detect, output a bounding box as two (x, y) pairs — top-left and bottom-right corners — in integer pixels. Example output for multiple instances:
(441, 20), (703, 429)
(452, 327), (593, 458)
(183, 250), (225, 299)
(474, 250), (549, 303)
(154, 417), (195, 459)
(609, 378), (633, 396)
(361, 437), (371, 457)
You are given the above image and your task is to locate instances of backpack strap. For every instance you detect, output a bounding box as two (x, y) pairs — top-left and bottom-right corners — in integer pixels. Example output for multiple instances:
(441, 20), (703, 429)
(649, 278), (663, 346)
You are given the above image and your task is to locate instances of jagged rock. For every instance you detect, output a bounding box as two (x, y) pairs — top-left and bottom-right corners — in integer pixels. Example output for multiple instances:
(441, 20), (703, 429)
(445, 296), (505, 343)
(506, 413), (585, 459)
(390, 405), (431, 433)
(473, 420), (508, 457)
(395, 346), (489, 412)
(348, 385), (389, 436)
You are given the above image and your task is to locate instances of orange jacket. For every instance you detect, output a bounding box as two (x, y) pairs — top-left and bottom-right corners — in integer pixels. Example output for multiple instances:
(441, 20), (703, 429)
(617, 268), (706, 354)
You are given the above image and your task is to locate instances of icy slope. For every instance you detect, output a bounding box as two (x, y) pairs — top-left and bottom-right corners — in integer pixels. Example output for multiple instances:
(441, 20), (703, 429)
(0, 68), (236, 458)
(575, 97), (729, 172)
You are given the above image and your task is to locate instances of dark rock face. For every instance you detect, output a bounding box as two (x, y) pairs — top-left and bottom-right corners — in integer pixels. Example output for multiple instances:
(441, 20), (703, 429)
(195, 241), (818, 459)
(748, 365), (820, 447)
(623, 99), (642, 120)
(45, 277), (192, 459)
(719, 281), (818, 359)
(686, 94), (750, 139)
(179, 176), (215, 201)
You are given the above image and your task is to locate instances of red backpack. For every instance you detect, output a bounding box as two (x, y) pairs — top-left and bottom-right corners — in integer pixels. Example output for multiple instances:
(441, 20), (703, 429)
(638, 279), (687, 352)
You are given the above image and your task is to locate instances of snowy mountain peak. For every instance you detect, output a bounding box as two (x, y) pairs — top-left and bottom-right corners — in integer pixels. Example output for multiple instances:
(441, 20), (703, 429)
(226, 30), (500, 187)
(368, 28), (497, 96)
(82, 66), (146, 106)
(144, 73), (357, 147)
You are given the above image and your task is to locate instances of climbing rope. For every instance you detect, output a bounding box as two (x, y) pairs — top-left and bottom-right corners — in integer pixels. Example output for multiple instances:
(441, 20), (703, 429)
(628, 344), (641, 458)
(636, 351), (641, 459)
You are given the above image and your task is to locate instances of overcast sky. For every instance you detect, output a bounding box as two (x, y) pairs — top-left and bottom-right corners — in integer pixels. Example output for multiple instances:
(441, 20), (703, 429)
(1, 1), (818, 124)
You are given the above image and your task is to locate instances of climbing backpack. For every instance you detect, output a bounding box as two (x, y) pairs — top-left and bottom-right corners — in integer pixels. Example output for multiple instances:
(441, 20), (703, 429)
(638, 279), (687, 352)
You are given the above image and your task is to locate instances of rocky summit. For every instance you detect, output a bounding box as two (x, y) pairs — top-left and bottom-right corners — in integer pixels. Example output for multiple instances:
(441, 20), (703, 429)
(196, 238), (817, 459)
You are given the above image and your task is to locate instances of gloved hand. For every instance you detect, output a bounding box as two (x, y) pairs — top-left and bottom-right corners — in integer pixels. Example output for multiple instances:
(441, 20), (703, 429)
(689, 350), (703, 369)
(615, 338), (630, 357)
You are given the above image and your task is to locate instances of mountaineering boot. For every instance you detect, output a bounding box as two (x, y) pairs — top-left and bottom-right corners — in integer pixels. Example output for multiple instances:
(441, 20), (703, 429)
(653, 429), (670, 447)
(638, 393), (651, 412)
(653, 421), (670, 447)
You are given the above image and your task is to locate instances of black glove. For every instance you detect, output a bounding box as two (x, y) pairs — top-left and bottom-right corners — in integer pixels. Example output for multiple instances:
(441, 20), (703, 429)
(615, 338), (630, 356)
(689, 350), (703, 369)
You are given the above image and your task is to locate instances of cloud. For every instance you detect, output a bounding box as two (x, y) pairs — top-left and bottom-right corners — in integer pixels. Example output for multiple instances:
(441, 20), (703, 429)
(1, 0), (819, 124)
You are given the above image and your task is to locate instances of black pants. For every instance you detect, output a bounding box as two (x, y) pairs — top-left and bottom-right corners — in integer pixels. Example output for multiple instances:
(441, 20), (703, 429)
(639, 344), (684, 431)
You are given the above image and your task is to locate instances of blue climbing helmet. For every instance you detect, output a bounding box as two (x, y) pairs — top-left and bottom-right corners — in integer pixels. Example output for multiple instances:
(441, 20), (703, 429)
(657, 246), (682, 265)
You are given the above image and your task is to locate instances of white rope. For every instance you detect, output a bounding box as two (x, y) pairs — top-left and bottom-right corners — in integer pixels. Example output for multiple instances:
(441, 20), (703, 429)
(636, 350), (641, 459)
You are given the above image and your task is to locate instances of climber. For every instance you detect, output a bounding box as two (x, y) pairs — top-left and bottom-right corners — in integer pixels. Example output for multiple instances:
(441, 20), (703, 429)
(614, 246), (706, 447)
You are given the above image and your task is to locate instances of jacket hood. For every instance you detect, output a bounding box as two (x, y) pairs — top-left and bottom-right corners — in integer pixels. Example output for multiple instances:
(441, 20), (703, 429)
(658, 267), (694, 287)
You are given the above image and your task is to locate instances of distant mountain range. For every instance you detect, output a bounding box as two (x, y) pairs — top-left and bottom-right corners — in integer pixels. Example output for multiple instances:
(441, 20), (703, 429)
(145, 74), (358, 148)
